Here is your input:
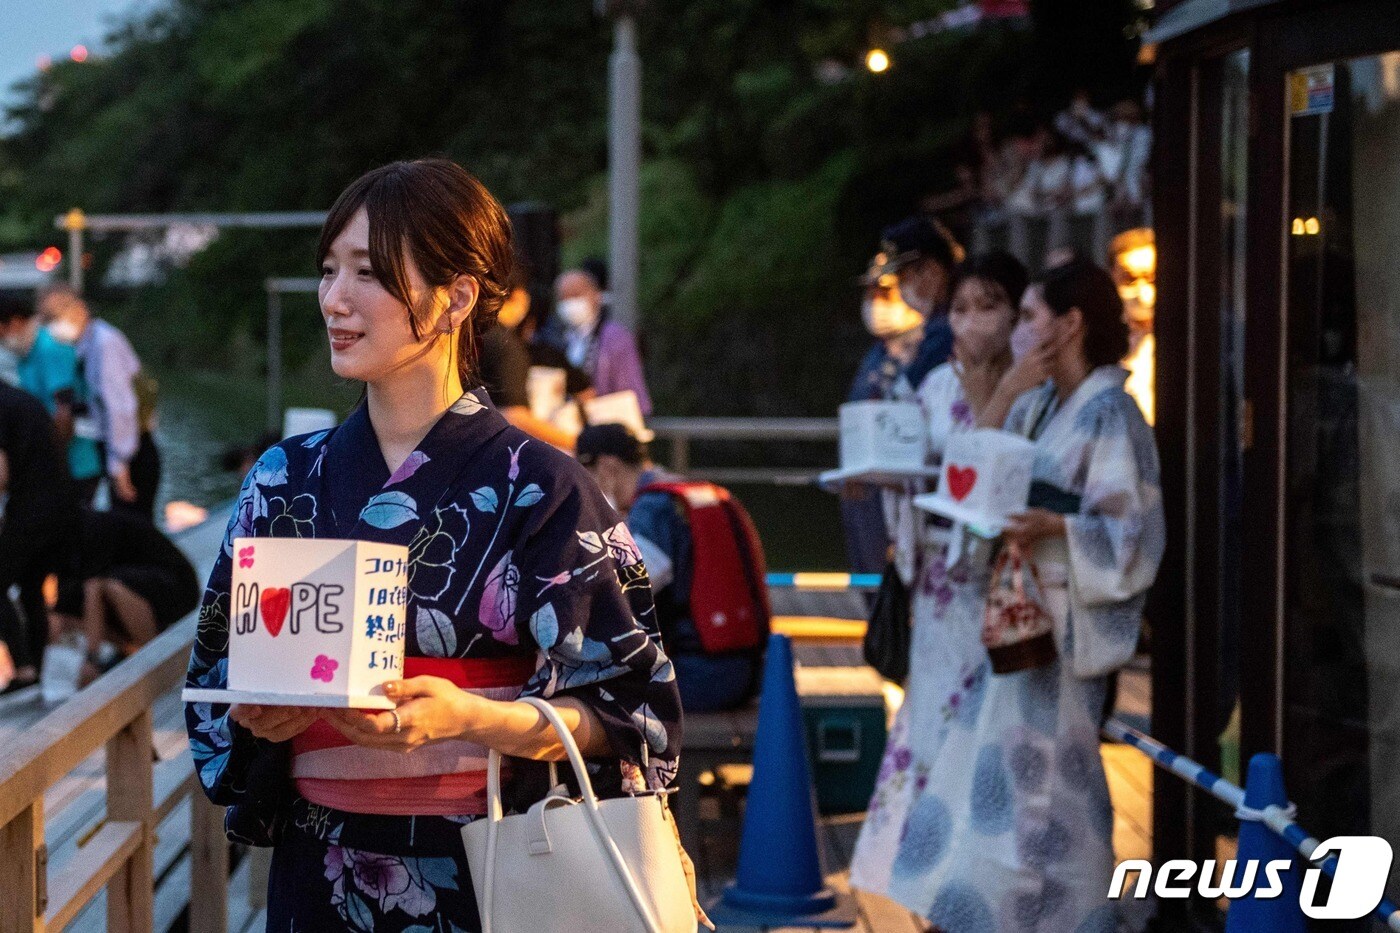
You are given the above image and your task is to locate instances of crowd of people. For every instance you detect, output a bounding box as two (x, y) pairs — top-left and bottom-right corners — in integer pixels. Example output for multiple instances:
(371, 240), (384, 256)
(0, 145), (1167, 928)
(841, 212), (1165, 931)
(937, 93), (1153, 234)
(0, 285), (197, 695)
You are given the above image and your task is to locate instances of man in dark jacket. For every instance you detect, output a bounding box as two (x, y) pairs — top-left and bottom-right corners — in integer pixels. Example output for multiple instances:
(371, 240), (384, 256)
(841, 216), (961, 574)
(0, 381), (80, 691)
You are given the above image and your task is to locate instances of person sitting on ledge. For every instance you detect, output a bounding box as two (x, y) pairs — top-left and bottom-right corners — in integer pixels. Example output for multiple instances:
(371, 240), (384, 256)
(51, 507), (200, 686)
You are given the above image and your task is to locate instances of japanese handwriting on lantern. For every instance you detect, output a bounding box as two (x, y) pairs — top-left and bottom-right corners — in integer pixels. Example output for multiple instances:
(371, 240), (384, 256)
(368, 650), (401, 671)
(367, 586), (408, 607)
(366, 557), (408, 576)
(364, 613), (403, 644)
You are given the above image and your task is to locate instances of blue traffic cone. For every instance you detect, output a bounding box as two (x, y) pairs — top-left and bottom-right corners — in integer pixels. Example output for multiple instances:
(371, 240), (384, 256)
(707, 634), (856, 928)
(1225, 753), (1306, 933)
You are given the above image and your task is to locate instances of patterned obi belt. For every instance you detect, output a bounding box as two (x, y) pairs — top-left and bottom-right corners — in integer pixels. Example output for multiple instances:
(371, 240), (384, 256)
(291, 655), (537, 817)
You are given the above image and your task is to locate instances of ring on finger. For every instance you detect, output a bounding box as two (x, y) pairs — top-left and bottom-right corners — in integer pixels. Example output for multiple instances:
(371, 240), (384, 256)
(391, 709), (402, 734)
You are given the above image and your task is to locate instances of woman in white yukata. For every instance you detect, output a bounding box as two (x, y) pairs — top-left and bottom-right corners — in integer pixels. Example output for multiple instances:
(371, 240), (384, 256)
(867, 258), (1165, 933)
(852, 253), (1029, 895)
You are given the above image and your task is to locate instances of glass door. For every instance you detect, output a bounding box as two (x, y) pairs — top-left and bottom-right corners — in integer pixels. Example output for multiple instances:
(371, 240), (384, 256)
(1283, 51), (1400, 901)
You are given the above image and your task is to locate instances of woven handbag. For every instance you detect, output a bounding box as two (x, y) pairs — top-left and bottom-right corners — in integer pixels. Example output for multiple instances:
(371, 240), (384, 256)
(462, 697), (697, 933)
(982, 549), (1058, 674)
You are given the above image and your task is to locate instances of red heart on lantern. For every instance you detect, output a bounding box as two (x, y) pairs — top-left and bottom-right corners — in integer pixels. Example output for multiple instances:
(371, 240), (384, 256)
(260, 587), (291, 637)
(947, 465), (978, 502)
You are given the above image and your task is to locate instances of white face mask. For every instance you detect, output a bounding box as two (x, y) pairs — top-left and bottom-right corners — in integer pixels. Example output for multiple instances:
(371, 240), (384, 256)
(47, 319), (81, 344)
(951, 312), (1011, 363)
(862, 292), (924, 339)
(557, 297), (597, 330)
(1010, 321), (1039, 361)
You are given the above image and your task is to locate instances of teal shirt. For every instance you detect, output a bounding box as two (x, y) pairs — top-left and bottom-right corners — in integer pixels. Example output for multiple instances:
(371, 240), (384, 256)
(17, 328), (103, 481)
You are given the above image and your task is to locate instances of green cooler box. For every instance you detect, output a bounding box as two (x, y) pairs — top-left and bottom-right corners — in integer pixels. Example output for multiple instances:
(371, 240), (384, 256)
(794, 665), (889, 814)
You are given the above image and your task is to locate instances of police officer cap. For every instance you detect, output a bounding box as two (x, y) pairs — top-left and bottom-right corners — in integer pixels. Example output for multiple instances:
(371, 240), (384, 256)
(877, 216), (961, 275)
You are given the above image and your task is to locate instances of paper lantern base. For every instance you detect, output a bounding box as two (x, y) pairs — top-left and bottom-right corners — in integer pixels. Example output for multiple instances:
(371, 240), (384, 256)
(181, 687), (395, 709)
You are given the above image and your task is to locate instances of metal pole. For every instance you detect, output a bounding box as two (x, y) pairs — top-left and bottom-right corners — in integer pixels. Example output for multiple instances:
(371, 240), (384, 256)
(608, 14), (641, 332)
(266, 288), (282, 433)
(68, 226), (83, 293)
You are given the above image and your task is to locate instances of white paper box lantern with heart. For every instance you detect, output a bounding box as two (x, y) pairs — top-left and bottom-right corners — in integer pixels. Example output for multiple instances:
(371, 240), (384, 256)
(820, 400), (938, 487)
(914, 429), (1036, 535)
(182, 537), (408, 709)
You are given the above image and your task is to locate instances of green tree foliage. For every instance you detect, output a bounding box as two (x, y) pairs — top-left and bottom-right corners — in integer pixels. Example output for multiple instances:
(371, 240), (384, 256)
(0, 0), (1140, 413)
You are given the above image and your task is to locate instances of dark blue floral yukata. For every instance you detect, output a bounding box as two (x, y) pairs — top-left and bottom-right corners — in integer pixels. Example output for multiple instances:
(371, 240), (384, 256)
(186, 390), (682, 931)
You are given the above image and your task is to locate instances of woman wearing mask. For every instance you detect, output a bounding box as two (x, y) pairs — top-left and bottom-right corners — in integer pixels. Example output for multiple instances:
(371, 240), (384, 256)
(552, 265), (652, 415)
(882, 259), (1164, 933)
(185, 160), (684, 931)
(850, 252), (1027, 895)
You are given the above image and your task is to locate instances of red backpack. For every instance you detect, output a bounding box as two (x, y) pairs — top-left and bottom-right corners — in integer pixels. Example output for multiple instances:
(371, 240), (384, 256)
(638, 481), (771, 655)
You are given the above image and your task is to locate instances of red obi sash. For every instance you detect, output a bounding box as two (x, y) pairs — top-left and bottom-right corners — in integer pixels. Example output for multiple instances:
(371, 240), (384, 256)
(291, 655), (537, 816)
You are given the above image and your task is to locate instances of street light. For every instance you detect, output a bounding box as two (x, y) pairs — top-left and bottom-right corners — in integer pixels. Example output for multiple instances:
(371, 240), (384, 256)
(865, 48), (891, 73)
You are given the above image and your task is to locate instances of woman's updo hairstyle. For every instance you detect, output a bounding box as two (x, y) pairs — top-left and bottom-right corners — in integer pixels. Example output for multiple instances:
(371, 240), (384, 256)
(318, 159), (515, 386)
(1037, 257), (1129, 367)
(952, 251), (1029, 311)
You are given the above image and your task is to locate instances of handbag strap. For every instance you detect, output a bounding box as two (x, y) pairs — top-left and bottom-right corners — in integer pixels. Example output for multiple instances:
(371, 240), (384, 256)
(480, 697), (664, 933)
(1009, 553), (1029, 601)
(1021, 557), (1047, 596)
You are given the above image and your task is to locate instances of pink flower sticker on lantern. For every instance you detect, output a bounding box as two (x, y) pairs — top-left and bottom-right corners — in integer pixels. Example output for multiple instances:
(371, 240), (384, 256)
(310, 654), (338, 683)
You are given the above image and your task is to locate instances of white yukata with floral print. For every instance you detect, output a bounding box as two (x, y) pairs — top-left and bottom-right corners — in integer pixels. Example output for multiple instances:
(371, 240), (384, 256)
(864, 365), (1164, 933)
(852, 362), (1000, 895)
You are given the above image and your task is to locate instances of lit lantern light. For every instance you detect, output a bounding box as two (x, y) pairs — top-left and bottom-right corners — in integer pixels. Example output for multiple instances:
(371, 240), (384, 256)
(1120, 244), (1156, 280)
(1304, 216), (1321, 235)
(866, 49), (891, 74)
(70, 45), (89, 63)
(1112, 228), (1156, 425)
(35, 247), (63, 273)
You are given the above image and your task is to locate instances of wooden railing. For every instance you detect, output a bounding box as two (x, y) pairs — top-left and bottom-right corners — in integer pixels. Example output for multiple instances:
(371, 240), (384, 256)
(648, 416), (839, 485)
(0, 618), (227, 932)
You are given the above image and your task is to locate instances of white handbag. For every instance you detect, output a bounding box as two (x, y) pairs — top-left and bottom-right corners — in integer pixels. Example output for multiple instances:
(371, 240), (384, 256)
(462, 696), (697, 933)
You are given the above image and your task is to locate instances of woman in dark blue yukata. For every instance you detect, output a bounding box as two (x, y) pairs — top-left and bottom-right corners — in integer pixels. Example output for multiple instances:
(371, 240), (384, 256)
(185, 159), (685, 932)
